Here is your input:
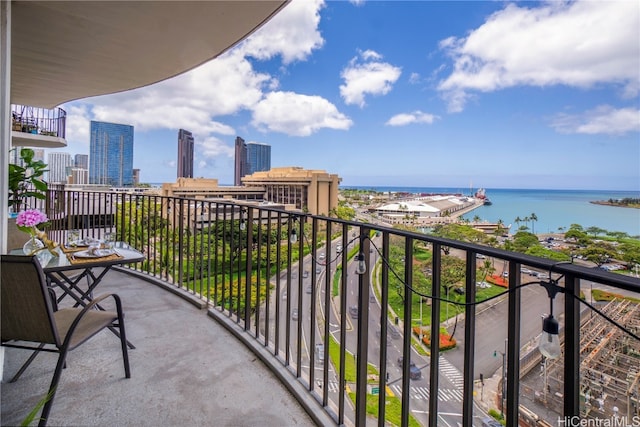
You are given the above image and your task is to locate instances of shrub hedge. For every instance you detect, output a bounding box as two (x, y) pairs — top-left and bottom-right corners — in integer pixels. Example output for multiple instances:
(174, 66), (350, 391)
(412, 326), (457, 351)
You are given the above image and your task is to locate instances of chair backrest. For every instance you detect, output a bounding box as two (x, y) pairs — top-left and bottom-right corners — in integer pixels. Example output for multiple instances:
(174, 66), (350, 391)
(1, 255), (61, 346)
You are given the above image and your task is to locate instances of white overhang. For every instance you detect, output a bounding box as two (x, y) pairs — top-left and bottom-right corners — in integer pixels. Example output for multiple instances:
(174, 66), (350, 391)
(10, 0), (289, 108)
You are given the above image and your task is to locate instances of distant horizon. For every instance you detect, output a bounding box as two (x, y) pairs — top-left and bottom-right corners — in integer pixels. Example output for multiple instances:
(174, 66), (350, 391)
(143, 180), (638, 194)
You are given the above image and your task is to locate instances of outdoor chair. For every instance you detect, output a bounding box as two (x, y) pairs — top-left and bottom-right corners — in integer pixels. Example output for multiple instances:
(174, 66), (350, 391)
(1, 255), (131, 426)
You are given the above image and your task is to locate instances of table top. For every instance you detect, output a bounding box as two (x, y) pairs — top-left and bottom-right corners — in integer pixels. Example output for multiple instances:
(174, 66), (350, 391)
(11, 241), (144, 272)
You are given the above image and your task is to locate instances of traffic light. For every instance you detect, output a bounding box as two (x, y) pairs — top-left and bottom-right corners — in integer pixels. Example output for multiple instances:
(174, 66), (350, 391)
(493, 350), (497, 358)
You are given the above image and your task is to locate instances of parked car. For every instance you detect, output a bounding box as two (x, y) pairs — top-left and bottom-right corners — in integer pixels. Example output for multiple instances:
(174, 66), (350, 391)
(305, 284), (313, 294)
(292, 308), (299, 321)
(336, 244), (343, 253)
(315, 343), (325, 363)
(348, 305), (358, 319)
(388, 326), (401, 339)
(482, 418), (502, 427)
(303, 270), (309, 278)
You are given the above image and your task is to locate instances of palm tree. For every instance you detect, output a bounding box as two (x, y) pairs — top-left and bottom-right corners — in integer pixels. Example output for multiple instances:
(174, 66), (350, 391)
(514, 216), (522, 229)
(530, 213), (538, 234)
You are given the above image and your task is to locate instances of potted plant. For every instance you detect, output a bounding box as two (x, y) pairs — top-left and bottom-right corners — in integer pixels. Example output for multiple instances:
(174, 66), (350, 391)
(7, 148), (49, 252)
(8, 147), (48, 215)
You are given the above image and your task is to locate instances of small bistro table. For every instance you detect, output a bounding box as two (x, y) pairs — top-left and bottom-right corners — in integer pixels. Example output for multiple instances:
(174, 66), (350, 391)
(11, 241), (144, 348)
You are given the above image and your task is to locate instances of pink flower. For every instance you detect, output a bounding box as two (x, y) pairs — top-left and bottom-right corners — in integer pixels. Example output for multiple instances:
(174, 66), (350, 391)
(16, 209), (48, 227)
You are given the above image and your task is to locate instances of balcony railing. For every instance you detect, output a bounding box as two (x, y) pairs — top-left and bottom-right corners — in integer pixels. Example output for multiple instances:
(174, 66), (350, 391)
(40, 188), (640, 426)
(11, 104), (66, 138)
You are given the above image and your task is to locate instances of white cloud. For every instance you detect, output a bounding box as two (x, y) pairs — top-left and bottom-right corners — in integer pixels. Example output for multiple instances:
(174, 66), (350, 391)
(551, 106), (640, 136)
(409, 73), (421, 85)
(239, 0), (325, 64)
(198, 135), (235, 158)
(87, 50), (269, 137)
(386, 111), (439, 127)
(167, 160), (176, 168)
(438, 1), (640, 112)
(61, 0), (327, 162)
(340, 50), (402, 107)
(251, 91), (352, 136)
(62, 103), (91, 147)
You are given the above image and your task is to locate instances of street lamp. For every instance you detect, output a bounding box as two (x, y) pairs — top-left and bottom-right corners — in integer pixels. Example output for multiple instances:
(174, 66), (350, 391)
(493, 338), (507, 418)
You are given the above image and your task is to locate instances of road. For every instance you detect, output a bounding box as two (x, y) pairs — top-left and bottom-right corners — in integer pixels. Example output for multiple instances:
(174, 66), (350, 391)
(261, 233), (560, 426)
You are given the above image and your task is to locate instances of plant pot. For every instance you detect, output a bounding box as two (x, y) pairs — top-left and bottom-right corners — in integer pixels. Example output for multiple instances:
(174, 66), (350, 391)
(7, 217), (26, 252)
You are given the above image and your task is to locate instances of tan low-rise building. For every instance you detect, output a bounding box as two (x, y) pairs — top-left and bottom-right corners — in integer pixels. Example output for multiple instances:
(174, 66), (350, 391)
(241, 167), (340, 216)
(160, 168), (341, 216)
(160, 178), (265, 202)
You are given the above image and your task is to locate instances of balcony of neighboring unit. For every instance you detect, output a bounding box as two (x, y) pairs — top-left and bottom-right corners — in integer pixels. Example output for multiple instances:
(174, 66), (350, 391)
(11, 104), (67, 148)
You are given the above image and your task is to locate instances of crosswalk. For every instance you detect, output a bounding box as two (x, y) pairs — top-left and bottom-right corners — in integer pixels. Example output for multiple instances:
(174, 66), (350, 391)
(315, 379), (340, 393)
(317, 381), (463, 402)
(390, 385), (464, 402)
(438, 356), (465, 389)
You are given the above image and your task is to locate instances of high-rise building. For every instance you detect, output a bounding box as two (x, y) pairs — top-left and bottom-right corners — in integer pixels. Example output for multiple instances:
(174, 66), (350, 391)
(47, 152), (73, 183)
(89, 121), (134, 186)
(234, 136), (247, 186)
(70, 168), (89, 185)
(75, 154), (89, 170)
(246, 142), (270, 175)
(132, 169), (140, 186)
(177, 129), (194, 178)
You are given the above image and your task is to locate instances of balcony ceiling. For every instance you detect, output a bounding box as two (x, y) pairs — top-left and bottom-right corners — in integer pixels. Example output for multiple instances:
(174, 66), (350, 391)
(10, 1), (289, 108)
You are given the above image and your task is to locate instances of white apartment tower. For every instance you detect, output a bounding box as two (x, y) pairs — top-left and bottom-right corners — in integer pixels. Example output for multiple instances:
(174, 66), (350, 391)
(47, 152), (73, 184)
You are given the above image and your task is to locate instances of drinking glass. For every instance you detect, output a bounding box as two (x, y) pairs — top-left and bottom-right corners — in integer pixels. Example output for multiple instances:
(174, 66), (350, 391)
(67, 229), (80, 247)
(104, 232), (116, 250)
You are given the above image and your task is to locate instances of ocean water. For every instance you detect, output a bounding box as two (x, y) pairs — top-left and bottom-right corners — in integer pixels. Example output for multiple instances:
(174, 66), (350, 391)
(343, 187), (640, 238)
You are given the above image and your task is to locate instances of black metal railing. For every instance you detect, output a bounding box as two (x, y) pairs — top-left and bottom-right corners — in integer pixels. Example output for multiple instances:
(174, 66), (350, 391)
(11, 104), (66, 138)
(41, 189), (640, 427)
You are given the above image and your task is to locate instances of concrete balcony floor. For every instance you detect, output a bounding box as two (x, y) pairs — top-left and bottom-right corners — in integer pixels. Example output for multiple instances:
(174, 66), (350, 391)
(1, 269), (315, 427)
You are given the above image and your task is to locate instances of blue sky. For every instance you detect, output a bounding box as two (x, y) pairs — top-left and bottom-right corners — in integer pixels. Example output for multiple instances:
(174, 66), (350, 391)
(53, 0), (639, 191)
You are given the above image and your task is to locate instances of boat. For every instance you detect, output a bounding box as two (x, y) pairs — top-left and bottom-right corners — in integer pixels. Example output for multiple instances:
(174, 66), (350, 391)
(474, 188), (492, 205)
